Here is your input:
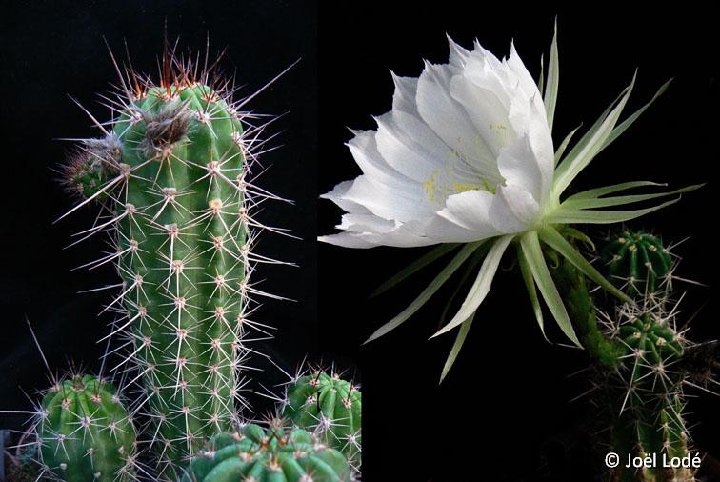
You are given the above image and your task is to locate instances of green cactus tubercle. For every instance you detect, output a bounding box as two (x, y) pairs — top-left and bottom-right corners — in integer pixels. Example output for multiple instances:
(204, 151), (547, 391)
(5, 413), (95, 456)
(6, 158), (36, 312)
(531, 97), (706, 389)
(282, 370), (361, 467)
(182, 423), (351, 482)
(38, 374), (136, 482)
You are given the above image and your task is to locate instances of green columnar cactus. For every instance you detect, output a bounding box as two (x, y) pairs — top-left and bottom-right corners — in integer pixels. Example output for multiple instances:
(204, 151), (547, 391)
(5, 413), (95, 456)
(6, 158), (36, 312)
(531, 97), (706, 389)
(602, 230), (672, 296)
(282, 370), (361, 468)
(601, 304), (695, 482)
(182, 422), (351, 482)
(62, 52), (268, 476)
(551, 233), (699, 482)
(36, 374), (136, 481)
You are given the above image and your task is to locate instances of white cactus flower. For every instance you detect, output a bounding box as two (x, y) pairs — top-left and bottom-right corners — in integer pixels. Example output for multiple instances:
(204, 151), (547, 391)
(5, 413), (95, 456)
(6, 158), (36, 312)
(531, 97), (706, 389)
(320, 27), (698, 380)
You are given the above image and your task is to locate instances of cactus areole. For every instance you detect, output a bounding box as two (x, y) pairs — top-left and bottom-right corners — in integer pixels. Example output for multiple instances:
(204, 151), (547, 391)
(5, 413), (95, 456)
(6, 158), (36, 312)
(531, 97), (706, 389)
(63, 48), (269, 475)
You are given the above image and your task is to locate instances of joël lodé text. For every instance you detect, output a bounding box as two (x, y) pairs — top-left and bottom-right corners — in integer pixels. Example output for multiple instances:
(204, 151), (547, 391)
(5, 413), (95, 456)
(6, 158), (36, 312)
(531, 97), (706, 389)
(625, 452), (702, 469)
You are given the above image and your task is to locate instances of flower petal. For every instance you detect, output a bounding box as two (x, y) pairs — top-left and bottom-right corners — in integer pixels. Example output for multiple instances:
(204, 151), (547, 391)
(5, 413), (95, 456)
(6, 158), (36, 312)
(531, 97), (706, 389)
(342, 131), (434, 222)
(508, 42), (545, 104)
(318, 232), (379, 249)
(431, 189), (497, 239)
(448, 35), (471, 69)
(318, 220), (435, 248)
(519, 231), (581, 347)
(416, 62), (502, 182)
(390, 72), (419, 114)
(517, 244), (546, 338)
(489, 184), (540, 233)
(432, 234), (513, 336)
(365, 241), (485, 342)
(496, 132), (549, 206)
(337, 213), (395, 233)
(374, 111), (450, 183)
(540, 22), (559, 129)
(320, 180), (372, 214)
(439, 316), (474, 383)
(371, 243), (461, 297)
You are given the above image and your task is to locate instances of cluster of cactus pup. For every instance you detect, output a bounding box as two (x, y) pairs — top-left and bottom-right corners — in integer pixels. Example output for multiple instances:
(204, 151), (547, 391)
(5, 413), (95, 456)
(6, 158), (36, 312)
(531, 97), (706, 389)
(560, 229), (716, 481)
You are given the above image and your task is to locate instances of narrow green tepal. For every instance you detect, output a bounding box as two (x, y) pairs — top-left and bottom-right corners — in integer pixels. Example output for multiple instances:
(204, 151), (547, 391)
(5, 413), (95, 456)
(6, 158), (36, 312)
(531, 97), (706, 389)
(37, 374), (136, 481)
(182, 423), (351, 482)
(61, 51), (275, 478)
(282, 370), (362, 468)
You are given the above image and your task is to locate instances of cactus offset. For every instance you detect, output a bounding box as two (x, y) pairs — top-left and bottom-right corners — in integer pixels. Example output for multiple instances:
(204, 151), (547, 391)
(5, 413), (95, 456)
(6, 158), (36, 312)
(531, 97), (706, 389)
(62, 45), (286, 476)
(182, 422), (351, 482)
(598, 301), (696, 482)
(282, 370), (361, 469)
(552, 233), (703, 482)
(602, 230), (672, 297)
(35, 374), (136, 481)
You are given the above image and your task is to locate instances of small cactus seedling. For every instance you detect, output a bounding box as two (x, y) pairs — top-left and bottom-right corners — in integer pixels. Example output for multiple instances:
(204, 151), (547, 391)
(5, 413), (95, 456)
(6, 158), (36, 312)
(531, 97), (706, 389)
(60, 41), (292, 476)
(602, 230), (672, 296)
(35, 374), (137, 482)
(282, 370), (361, 468)
(181, 422), (351, 482)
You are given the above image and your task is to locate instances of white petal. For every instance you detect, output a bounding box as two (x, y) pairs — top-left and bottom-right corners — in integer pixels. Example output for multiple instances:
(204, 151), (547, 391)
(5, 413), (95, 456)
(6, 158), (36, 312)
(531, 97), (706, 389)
(343, 175), (431, 223)
(320, 180), (372, 214)
(320, 222), (437, 249)
(423, 212), (492, 243)
(506, 95), (554, 199)
(507, 43), (544, 102)
(415, 63), (501, 183)
(391, 72), (419, 114)
(496, 133), (547, 205)
(433, 190), (498, 239)
(489, 184), (539, 233)
(449, 72), (513, 158)
(318, 233), (379, 249)
(461, 51), (512, 111)
(374, 111), (446, 183)
(338, 213), (395, 233)
(348, 130), (416, 189)
(344, 131), (435, 221)
(447, 35), (471, 68)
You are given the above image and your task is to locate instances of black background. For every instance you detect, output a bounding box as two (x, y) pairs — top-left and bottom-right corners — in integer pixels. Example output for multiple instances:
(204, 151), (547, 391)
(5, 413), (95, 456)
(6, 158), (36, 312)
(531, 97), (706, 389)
(1, 2), (719, 481)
